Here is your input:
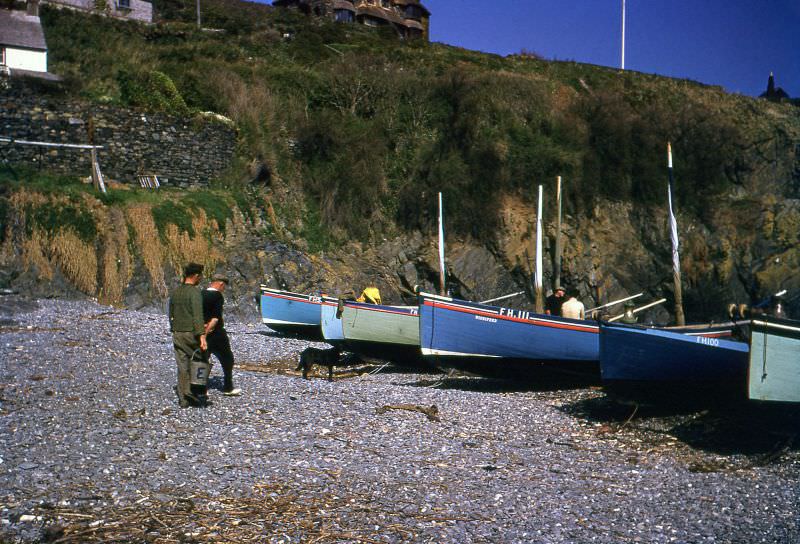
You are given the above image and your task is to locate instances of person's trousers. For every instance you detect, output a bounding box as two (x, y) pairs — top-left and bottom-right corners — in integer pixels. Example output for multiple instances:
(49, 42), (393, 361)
(207, 331), (235, 391)
(172, 331), (203, 405)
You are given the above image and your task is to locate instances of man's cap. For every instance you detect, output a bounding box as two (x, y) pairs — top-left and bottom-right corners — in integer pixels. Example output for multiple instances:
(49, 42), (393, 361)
(183, 262), (204, 277)
(554, 285), (565, 292)
(211, 274), (229, 284)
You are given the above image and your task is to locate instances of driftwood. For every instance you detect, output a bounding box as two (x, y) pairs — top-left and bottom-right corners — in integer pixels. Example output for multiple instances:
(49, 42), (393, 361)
(376, 404), (440, 422)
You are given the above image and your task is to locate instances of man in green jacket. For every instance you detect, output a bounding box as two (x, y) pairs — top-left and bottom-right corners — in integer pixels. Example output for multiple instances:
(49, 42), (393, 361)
(169, 262), (208, 408)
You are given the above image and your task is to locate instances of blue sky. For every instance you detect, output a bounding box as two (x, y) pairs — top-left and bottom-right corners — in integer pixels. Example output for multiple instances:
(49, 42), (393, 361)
(426, 0), (799, 97)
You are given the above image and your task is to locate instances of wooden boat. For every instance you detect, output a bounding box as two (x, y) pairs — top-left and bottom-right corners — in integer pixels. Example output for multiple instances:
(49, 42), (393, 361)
(418, 292), (600, 380)
(320, 298), (345, 347)
(748, 315), (800, 403)
(258, 286), (334, 339)
(339, 300), (425, 367)
(600, 320), (749, 398)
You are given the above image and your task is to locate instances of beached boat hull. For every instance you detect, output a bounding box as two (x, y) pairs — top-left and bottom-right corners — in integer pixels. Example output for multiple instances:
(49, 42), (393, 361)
(320, 299), (345, 347)
(258, 286), (332, 339)
(340, 301), (425, 367)
(418, 293), (600, 380)
(600, 321), (749, 398)
(749, 316), (800, 403)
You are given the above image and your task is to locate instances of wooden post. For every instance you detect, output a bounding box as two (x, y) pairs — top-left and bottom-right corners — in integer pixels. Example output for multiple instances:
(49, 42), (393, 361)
(87, 114), (106, 193)
(88, 115), (98, 190)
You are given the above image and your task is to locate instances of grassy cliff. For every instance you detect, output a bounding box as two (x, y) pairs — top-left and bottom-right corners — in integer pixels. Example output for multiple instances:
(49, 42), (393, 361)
(37, 3), (799, 243)
(2, 2), (799, 318)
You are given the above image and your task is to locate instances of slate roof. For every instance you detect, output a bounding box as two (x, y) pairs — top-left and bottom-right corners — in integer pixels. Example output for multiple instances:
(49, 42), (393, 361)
(357, 5), (402, 24)
(0, 10), (48, 51)
(333, 0), (356, 11)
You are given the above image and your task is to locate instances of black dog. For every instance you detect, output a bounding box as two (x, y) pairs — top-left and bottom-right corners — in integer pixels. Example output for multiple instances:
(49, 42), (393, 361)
(296, 347), (342, 380)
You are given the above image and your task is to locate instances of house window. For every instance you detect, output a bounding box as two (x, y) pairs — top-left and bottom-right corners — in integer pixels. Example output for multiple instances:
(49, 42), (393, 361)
(335, 9), (354, 23)
(0, 47), (5, 66)
(117, 0), (130, 8)
(404, 5), (422, 19)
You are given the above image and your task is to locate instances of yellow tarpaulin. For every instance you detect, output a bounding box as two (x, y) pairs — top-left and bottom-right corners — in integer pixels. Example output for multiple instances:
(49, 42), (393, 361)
(357, 287), (382, 304)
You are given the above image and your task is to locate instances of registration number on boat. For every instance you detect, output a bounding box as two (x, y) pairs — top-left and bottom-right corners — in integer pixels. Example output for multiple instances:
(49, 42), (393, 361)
(696, 336), (720, 347)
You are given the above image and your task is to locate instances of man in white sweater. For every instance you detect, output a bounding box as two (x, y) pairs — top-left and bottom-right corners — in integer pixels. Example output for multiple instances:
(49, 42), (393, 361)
(560, 288), (585, 320)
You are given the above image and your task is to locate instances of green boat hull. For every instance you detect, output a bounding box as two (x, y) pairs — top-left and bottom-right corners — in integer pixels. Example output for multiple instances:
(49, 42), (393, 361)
(749, 316), (800, 403)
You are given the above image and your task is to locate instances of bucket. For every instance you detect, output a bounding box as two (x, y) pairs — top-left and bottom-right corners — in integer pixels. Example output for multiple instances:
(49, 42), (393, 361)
(190, 354), (209, 387)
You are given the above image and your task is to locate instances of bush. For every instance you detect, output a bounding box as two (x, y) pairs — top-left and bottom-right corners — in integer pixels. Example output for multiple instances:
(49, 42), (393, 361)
(295, 111), (388, 240)
(152, 199), (194, 239)
(182, 191), (234, 233)
(118, 69), (190, 115)
(24, 202), (97, 244)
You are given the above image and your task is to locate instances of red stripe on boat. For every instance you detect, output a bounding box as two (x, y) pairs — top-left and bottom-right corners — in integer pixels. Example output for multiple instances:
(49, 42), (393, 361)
(423, 299), (598, 333)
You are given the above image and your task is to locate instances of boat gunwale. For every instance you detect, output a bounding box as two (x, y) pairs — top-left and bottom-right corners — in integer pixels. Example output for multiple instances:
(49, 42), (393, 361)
(601, 321), (749, 352)
(419, 293), (598, 334)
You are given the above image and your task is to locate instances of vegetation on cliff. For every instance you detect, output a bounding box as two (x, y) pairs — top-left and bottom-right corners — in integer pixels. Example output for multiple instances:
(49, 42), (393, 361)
(0, 168), (262, 303)
(38, 3), (798, 245)
(2, 2), (798, 318)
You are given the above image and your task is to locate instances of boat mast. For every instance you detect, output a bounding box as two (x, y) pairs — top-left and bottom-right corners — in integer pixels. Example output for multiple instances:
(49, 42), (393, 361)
(554, 176), (563, 292)
(667, 142), (686, 325)
(438, 191), (446, 296)
(535, 184), (544, 313)
(620, 0), (626, 70)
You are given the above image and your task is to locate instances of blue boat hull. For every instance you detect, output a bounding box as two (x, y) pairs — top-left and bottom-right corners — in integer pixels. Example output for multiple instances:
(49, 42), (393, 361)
(600, 321), (749, 399)
(258, 287), (329, 339)
(419, 293), (600, 380)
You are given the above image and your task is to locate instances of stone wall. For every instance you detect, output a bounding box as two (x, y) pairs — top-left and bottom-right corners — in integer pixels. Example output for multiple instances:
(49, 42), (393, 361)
(0, 84), (237, 187)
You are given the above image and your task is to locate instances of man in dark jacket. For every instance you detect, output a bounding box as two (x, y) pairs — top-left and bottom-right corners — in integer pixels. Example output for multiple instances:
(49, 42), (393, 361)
(203, 274), (241, 396)
(169, 263), (207, 408)
(545, 285), (566, 316)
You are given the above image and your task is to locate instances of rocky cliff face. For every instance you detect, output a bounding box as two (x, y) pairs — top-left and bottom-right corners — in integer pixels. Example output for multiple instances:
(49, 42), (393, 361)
(2, 97), (799, 324)
(1, 179), (799, 324)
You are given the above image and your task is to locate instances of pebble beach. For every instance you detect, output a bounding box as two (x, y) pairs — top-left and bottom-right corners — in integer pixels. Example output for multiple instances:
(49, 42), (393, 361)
(1, 297), (798, 543)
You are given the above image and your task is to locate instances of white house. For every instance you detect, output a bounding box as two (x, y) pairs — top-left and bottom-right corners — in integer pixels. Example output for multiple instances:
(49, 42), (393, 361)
(0, 6), (48, 75)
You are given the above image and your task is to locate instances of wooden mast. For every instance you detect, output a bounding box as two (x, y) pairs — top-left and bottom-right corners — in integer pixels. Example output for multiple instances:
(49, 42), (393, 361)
(438, 191), (446, 296)
(553, 175), (563, 292)
(667, 142), (685, 325)
(534, 184), (544, 313)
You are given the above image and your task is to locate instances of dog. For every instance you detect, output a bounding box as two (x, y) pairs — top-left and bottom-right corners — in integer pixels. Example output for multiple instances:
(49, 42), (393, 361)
(296, 347), (342, 381)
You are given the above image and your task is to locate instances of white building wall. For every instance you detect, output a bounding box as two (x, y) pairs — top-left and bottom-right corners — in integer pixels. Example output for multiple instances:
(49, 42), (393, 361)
(113, 0), (152, 23)
(5, 47), (48, 73)
(44, 0), (153, 23)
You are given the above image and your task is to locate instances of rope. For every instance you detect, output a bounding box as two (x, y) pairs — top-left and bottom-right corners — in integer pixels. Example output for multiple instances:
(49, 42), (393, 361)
(367, 362), (391, 376)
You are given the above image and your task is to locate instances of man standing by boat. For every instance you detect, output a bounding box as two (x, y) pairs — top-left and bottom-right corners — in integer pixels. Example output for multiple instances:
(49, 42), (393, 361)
(545, 285), (566, 315)
(203, 274), (241, 396)
(169, 263), (207, 408)
(560, 288), (585, 320)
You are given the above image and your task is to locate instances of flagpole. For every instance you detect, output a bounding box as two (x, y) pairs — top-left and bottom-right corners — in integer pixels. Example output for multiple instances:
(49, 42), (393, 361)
(535, 184), (544, 313)
(620, 0), (626, 70)
(554, 176), (563, 291)
(438, 192), (446, 296)
(667, 142), (685, 325)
